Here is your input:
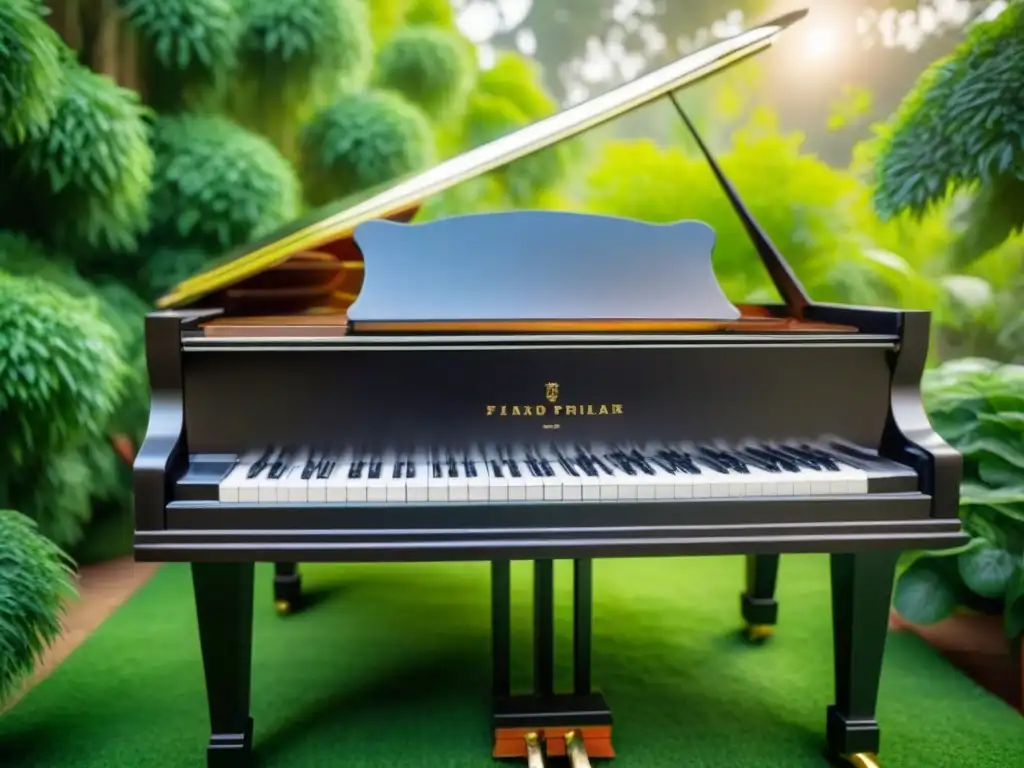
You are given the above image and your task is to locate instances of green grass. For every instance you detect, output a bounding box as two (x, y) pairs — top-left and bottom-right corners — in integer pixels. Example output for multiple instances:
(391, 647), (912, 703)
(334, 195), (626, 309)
(2, 556), (1022, 766)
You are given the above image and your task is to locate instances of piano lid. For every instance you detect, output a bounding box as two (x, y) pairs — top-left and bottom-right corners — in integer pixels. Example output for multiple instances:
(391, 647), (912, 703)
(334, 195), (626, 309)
(156, 8), (807, 311)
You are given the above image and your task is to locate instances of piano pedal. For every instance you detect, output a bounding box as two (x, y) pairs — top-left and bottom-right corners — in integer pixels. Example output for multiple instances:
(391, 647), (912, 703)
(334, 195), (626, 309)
(492, 693), (614, 760)
(524, 732), (546, 768)
(274, 599), (293, 616)
(841, 753), (881, 768)
(744, 623), (774, 643)
(564, 730), (593, 768)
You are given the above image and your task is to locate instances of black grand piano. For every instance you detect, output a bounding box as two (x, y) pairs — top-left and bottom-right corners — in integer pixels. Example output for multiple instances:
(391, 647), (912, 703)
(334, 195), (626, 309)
(134, 9), (964, 768)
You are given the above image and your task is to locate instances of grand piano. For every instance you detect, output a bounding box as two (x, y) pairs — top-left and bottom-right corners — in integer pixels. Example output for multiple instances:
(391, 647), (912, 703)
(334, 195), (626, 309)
(134, 9), (964, 768)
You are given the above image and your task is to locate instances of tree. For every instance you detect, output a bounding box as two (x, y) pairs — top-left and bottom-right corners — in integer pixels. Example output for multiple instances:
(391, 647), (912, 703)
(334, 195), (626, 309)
(872, 1), (1024, 265)
(0, 0), (569, 561)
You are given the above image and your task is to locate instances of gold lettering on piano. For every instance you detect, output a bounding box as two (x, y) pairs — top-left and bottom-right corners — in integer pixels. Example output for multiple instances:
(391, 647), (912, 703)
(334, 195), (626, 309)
(485, 383), (623, 428)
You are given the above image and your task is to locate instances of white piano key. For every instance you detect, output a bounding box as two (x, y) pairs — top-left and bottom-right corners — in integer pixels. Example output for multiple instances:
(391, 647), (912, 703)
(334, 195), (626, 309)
(786, 440), (869, 494)
(258, 447), (298, 502)
(479, 445), (509, 502)
(344, 450), (370, 503)
(427, 447), (448, 502)
(365, 451), (392, 502)
(620, 444), (676, 500)
(542, 445), (583, 501)
(326, 448), (354, 502)
(462, 449), (490, 502)
(491, 444), (526, 501)
(445, 447), (470, 502)
(278, 448), (312, 503)
(218, 449), (265, 502)
(383, 451), (408, 502)
(306, 450), (335, 503)
(406, 450), (430, 503)
(644, 442), (697, 499)
(523, 444), (562, 501)
(510, 444), (545, 501)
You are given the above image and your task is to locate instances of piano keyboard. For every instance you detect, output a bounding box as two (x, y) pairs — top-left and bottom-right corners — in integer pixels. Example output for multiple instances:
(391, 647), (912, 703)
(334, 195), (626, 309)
(216, 439), (917, 504)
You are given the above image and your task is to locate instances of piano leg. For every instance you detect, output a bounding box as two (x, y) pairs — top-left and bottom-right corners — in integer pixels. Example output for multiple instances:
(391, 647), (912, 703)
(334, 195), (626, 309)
(827, 551), (899, 768)
(272, 562), (302, 616)
(741, 554), (780, 642)
(491, 559), (613, 761)
(192, 562), (255, 768)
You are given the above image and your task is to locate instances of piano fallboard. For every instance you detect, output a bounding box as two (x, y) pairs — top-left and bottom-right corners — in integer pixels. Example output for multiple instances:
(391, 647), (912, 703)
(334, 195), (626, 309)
(177, 334), (899, 452)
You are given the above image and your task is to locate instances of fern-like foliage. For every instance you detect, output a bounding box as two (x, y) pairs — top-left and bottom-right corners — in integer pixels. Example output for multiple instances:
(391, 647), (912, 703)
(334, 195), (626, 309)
(229, 0), (371, 155)
(873, 3), (1024, 262)
(118, 0), (241, 112)
(1, 63), (153, 257)
(0, 509), (75, 705)
(373, 26), (474, 120)
(0, 0), (65, 146)
(300, 89), (435, 206)
(0, 271), (126, 471)
(146, 114), (301, 252)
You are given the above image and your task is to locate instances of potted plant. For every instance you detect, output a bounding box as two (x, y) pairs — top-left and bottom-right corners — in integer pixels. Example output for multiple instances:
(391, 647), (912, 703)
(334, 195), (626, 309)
(893, 358), (1024, 710)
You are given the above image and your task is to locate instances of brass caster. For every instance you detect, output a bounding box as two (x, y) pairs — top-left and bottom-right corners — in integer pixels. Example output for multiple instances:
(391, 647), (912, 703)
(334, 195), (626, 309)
(565, 730), (592, 768)
(842, 753), (880, 768)
(274, 600), (292, 616)
(744, 623), (774, 642)
(524, 732), (546, 768)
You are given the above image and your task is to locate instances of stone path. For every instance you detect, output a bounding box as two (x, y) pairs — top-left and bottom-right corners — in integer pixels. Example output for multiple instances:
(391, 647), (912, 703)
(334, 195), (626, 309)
(2, 557), (159, 712)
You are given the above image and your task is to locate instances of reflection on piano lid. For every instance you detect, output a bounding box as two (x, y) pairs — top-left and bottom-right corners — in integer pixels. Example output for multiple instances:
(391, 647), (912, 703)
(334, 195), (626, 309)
(155, 9), (813, 336)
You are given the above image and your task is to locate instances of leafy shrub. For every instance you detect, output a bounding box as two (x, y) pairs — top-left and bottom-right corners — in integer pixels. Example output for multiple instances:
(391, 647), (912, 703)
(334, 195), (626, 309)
(1, 62), (153, 257)
(300, 89), (435, 206)
(0, 271), (126, 470)
(0, 0), (65, 145)
(872, 3), (1024, 265)
(147, 114), (301, 252)
(405, 0), (457, 27)
(118, 0), (241, 111)
(474, 52), (558, 121)
(373, 26), (473, 119)
(0, 509), (75, 705)
(231, 0), (371, 152)
(894, 358), (1024, 638)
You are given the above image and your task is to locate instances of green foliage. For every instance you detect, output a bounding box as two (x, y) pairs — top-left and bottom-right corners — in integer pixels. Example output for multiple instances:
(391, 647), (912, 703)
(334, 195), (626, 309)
(872, 3), (1024, 264)
(374, 26), (473, 120)
(140, 246), (218, 302)
(300, 89), (435, 206)
(118, 0), (241, 112)
(147, 114), (301, 252)
(0, 0), (65, 145)
(0, 509), (75, 705)
(582, 111), (938, 308)
(474, 53), (558, 121)
(895, 358), (1024, 637)
(0, 271), (126, 471)
(405, 0), (456, 27)
(231, 0), (372, 151)
(0, 63), (153, 257)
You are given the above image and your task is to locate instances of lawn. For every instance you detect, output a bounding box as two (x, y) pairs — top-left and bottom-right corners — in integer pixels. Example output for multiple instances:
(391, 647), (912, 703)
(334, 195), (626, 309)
(2, 555), (1021, 766)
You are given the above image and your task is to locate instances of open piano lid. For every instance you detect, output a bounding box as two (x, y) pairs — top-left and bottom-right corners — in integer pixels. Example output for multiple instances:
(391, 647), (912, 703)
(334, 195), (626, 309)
(157, 9), (808, 319)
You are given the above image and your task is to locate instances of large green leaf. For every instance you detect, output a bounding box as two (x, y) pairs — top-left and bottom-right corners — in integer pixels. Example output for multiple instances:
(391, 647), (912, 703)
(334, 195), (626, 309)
(893, 552), (968, 625)
(1003, 566), (1024, 640)
(958, 542), (1018, 599)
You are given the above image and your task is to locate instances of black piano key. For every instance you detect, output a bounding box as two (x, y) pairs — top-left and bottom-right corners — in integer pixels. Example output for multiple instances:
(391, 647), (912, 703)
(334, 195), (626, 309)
(300, 451), (319, 480)
(246, 446), (275, 478)
(348, 453), (366, 479)
(648, 452), (677, 474)
(488, 459), (504, 478)
(392, 458), (404, 479)
(315, 456), (336, 479)
(405, 459), (416, 478)
(699, 445), (750, 474)
(607, 451), (636, 475)
(760, 444), (818, 471)
(368, 455), (383, 480)
(432, 460), (443, 479)
(744, 446), (800, 473)
(733, 448), (782, 473)
(786, 444), (840, 471)
(625, 447), (657, 475)
(268, 448), (294, 479)
(661, 448), (702, 475)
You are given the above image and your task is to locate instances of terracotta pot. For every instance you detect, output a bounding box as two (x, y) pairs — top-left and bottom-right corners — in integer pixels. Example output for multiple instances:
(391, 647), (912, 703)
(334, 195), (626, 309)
(890, 608), (1023, 713)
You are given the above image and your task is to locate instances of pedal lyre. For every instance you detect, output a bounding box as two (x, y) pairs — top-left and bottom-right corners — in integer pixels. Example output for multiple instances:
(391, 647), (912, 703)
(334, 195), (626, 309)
(564, 730), (592, 768)
(524, 732), (546, 768)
